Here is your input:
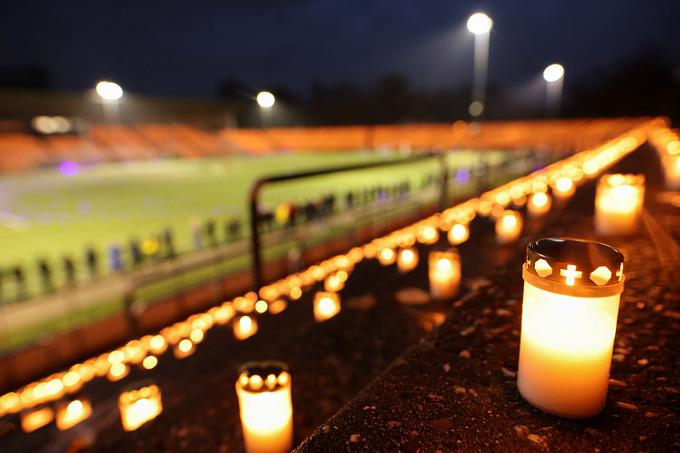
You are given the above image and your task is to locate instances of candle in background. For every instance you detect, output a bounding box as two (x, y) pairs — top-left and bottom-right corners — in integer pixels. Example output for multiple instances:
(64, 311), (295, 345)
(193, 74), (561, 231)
(595, 174), (645, 236)
(21, 406), (54, 433)
(518, 238), (624, 418)
(527, 192), (552, 217)
(428, 249), (461, 300)
(173, 338), (195, 359)
(495, 210), (523, 244)
(664, 154), (680, 189)
(417, 225), (439, 245)
(397, 247), (419, 273)
(119, 384), (163, 431)
(324, 273), (344, 292)
(236, 361), (293, 453)
(313, 292), (341, 322)
(56, 398), (92, 430)
(377, 247), (396, 266)
(447, 223), (469, 246)
(553, 176), (575, 199)
(233, 315), (258, 340)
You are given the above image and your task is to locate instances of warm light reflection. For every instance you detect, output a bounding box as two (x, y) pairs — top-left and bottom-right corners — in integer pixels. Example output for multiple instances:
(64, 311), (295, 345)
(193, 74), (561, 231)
(21, 407), (54, 432)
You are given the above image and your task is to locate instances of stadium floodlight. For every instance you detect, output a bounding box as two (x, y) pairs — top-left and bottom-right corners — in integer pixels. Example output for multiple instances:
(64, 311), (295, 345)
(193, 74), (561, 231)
(96, 81), (124, 101)
(467, 12), (493, 35)
(256, 91), (275, 109)
(543, 64), (565, 83)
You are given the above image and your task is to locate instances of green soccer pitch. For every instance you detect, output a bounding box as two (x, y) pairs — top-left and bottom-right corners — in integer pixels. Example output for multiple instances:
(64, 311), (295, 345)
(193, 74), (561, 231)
(0, 149), (511, 348)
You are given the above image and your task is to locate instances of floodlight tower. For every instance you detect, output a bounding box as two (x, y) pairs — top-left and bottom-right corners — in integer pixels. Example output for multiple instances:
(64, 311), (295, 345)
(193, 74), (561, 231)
(466, 12), (493, 118)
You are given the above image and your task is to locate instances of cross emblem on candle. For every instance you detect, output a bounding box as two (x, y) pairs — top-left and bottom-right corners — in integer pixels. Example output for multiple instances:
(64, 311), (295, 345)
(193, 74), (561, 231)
(560, 264), (582, 286)
(616, 263), (623, 282)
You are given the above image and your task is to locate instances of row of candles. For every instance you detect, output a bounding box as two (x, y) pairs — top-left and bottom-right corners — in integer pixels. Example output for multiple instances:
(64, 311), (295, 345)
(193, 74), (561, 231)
(649, 127), (680, 190)
(0, 121), (661, 442)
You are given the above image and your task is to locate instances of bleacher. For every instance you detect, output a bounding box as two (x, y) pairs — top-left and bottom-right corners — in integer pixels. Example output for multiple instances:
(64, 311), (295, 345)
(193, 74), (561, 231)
(0, 118), (655, 173)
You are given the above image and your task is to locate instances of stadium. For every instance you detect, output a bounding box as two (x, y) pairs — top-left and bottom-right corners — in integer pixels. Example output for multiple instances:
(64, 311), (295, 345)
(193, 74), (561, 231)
(0, 1), (678, 452)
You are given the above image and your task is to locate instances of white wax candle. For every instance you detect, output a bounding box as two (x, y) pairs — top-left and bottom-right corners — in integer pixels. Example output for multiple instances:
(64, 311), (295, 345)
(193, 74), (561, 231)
(518, 283), (620, 418)
(236, 369), (293, 453)
(595, 175), (644, 236)
(428, 251), (460, 300)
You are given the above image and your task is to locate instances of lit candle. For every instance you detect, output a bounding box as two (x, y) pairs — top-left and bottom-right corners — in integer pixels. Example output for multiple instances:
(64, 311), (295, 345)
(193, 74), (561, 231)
(234, 315), (258, 340)
(595, 174), (645, 236)
(447, 223), (469, 245)
(377, 247), (396, 266)
(119, 384), (163, 431)
(518, 238), (624, 418)
(428, 249), (461, 300)
(553, 176), (575, 199)
(397, 247), (419, 273)
(236, 361), (293, 453)
(21, 406), (54, 432)
(495, 210), (523, 244)
(173, 338), (195, 359)
(417, 225), (439, 245)
(324, 273), (344, 292)
(56, 398), (92, 430)
(313, 292), (341, 322)
(664, 154), (680, 189)
(527, 192), (552, 217)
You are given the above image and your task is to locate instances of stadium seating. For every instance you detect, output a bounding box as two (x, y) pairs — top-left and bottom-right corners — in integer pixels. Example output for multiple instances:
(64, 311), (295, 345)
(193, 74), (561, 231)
(0, 118), (659, 173)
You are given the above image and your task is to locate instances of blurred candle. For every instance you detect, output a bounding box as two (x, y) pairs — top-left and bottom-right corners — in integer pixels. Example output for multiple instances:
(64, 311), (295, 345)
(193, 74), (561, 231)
(234, 315), (258, 340)
(119, 384), (163, 431)
(447, 223), (469, 245)
(428, 249), (461, 300)
(324, 273), (344, 292)
(553, 177), (575, 199)
(519, 238), (624, 418)
(313, 292), (340, 322)
(173, 339), (195, 359)
(417, 225), (439, 245)
(377, 247), (396, 266)
(21, 407), (54, 432)
(495, 210), (523, 244)
(236, 362), (293, 453)
(595, 174), (645, 236)
(527, 192), (552, 217)
(56, 398), (92, 430)
(397, 247), (419, 273)
(664, 154), (680, 189)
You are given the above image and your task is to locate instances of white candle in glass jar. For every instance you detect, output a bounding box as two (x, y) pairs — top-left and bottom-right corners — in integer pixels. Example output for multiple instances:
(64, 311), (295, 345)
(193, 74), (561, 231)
(594, 174), (645, 236)
(236, 362), (293, 453)
(518, 238), (624, 418)
(428, 250), (461, 300)
(495, 210), (523, 244)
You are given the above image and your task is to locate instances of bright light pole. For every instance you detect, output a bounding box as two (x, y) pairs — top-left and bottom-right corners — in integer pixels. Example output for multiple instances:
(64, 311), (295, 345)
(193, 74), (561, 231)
(466, 12), (493, 118)
(256, 91), (275, 128)
(95, 80), (123, 123)
(543, 63), (564, 117)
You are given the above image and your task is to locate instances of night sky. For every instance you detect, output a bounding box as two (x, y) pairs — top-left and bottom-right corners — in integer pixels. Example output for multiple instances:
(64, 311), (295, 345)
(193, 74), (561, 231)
(1, 0), (678, 99)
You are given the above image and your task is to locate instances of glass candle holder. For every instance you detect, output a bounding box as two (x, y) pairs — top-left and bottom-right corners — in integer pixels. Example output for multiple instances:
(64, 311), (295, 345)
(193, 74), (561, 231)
(552, 176), (575, 199)
(428, 249), (461, 300)
(664, 154), (680, 189)
(119, 384), (163, 431)
(495, 210), (523, 244)
(447, 223), (470, 246)
(397, 247), (419, 273)
(236, 361), (293, 453)
(21, 406), (54, 433)
(313, 292), (341, 322)
(323, 273), (344, 292)
(377, 247), (396, 266)
(519, 238), (624, 418)
(233, 315), (258, 340)
(527, 192), (552, 217)
(595, 174), (645, 236)
(56, 398), (92, 430)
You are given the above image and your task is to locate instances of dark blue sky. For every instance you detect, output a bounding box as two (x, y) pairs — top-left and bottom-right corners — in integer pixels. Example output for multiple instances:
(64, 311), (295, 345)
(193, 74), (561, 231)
(1, 0), (678, 98)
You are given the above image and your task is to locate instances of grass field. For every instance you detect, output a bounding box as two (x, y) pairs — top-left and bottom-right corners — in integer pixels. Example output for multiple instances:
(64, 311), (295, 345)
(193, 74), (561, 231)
(0, 149), (517, 348)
